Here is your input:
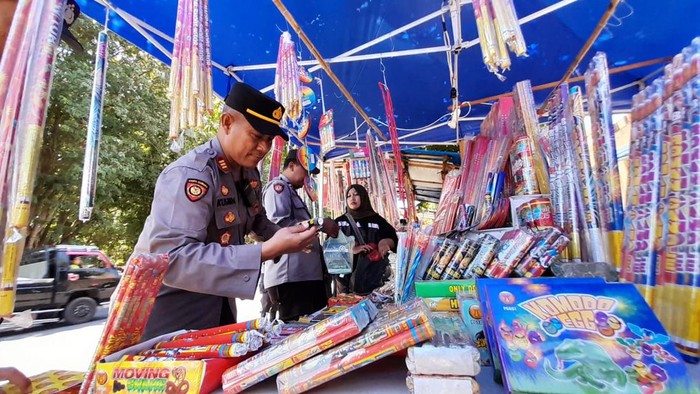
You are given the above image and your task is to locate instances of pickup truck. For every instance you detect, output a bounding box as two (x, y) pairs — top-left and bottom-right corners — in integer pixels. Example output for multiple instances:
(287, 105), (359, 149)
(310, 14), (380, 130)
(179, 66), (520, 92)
(8, 245), (121, 326)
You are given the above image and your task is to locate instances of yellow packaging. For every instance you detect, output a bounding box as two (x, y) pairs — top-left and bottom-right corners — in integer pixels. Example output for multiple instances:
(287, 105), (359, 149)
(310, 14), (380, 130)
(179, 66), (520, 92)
(0, 370), (83, 394)
(94, 360), (205, 394)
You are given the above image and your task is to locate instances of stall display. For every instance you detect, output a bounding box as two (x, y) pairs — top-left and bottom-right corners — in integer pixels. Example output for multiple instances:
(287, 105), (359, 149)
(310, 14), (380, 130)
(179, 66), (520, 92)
(79, 254), (169, 394)
(221, 300), (378, 393)
(276, 299), (435, 394)
(319, 109), (335, 154)
(0, 370), (84, 394)
(478, 279), (696, 394)
(471, 0), (527, 77)
(274, 31), (302, 125)
(623, 38), (700, 363)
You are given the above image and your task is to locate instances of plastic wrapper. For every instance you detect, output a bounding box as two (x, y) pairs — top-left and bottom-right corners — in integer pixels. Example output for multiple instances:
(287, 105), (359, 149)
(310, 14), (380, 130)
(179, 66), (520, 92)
(79, 29), (109, 222)
(274, 32), (302, 124)
(170, 318), (274, 341)
(406, 344), (481, 377)
(585, 52), (625, 267)
(550, 261), (619, 281)
(513, 81), (550, 194)
(138, 343), (250, 360)
(154, 329), (265, 350)
(79, 254), (169, 394)
(513, 227), (570, 278)
(457, 292), (490, 365)
(222, 300), (377, 393)
(428, 312), (473, 348)
(406, 373), (480, 394)
(276, 300), (435, 394)
(424, 238), (459, 280)
(510, 135), (540, 195)
(484, 229), (535, 278)
(442, 238), (480, 280)
(322, 231), (354, 274)
(432, 170), (462, 235)
(463, 234), (499, 278)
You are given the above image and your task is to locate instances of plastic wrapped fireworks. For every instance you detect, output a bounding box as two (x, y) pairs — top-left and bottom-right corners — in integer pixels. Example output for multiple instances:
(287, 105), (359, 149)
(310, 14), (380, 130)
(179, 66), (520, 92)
(484, 229), (535, 278)
(585, 52), (625, 267)
(406, 373), (480, 394)
(79, 254), (169, 394)
(222, 300), (377, 393)
(406, 344), (481, 377)
(512, 227), (570, 278)
(276, 299), (435, 394)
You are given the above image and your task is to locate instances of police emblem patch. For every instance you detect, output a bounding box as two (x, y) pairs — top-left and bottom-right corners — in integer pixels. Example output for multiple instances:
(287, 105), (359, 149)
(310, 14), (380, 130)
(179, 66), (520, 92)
(220, 231), (231, 246)
(274, 183), (284, 194)
(221, 185), (230, 196)
(224, 211), (236, 223)
(185, 179), (209, 202)
(272, 106), (283, 121)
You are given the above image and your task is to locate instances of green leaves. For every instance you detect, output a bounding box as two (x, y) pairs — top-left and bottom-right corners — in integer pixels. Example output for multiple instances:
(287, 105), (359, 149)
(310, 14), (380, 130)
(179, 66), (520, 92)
(27, 18), (179, 264)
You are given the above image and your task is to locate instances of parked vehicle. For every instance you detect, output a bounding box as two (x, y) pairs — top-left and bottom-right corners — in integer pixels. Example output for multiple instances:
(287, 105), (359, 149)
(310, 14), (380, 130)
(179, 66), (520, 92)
(7, 245), (120, 326)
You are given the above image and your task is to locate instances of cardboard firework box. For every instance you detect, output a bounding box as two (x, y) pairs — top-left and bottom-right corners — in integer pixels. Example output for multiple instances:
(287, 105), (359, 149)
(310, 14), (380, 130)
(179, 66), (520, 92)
(479, 279), (697, 394)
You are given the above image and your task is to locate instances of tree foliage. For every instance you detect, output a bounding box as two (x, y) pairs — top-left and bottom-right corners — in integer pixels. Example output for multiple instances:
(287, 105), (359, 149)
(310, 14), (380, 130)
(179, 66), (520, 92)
(26, 19), (186, 264)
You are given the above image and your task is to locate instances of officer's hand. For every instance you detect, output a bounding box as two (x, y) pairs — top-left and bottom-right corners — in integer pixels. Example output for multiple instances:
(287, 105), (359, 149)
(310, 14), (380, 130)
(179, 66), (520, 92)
(262, 225), (318, 260)
(321, 218), (339, 238)
(0, 367), (31, 394)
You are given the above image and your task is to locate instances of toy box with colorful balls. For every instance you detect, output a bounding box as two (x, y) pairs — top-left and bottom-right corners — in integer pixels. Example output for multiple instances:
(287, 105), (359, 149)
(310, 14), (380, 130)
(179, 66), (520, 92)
(478, 278), (698, 394)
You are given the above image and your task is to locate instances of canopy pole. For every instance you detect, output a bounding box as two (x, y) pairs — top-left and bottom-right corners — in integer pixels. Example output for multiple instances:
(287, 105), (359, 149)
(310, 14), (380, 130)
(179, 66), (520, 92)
(538, 0), (622, 112)
(272, 0), (389, 141)
(451, 56), (672, 109)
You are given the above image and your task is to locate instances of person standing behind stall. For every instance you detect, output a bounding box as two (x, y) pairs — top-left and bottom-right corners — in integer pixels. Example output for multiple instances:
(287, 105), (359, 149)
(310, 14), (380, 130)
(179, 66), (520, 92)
(334, 184), (398, 295)
(262, 149), (339, 321)
(131, 82), (319, 340)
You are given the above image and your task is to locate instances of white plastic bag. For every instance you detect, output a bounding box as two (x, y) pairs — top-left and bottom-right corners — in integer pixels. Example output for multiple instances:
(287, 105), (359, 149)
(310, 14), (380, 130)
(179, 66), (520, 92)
(323, 232), (355, 274)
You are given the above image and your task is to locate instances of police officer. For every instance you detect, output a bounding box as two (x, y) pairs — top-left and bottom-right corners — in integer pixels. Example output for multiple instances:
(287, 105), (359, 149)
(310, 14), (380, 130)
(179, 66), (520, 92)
(262, 150), (339, 321)
(132, 82), (319, 340)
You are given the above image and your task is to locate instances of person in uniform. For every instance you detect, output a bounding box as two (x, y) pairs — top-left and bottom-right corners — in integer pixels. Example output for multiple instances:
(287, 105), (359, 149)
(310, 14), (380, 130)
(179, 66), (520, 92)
(132, 82), (319, 340)
(262, 149), (339, 321)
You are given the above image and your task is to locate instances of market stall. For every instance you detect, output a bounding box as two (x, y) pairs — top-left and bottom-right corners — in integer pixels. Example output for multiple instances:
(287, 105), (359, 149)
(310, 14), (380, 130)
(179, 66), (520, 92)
(1, 0), (700, 393)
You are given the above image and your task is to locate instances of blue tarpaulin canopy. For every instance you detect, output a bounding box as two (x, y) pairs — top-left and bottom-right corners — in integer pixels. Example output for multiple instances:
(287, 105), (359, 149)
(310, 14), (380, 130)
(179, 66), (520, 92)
(77, 0), (699, 159)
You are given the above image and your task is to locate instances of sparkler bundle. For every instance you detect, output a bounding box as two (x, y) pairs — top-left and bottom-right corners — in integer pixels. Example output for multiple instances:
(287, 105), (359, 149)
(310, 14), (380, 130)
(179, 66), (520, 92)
(471, 0), (527, 78)
(168, 0), (214, 148)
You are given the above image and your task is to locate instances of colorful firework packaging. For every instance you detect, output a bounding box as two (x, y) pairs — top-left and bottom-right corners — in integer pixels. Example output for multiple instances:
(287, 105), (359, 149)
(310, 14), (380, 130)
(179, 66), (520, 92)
(319, 109), (335, 154)
(221, 300), (377, 393)
(442, 238), (481, 280)
(510, 135), (540, 196)
(274, 32), (302, 124)
(0, 370), (84, 394)
(457, 292), (491, 366)
(0, 0), (66, 318)
(276, 300), (435, 394)
(585, 52), (625, 268)
(463, 234), (500, 279)
(622, 38), (700, 363)
(484, 229), (536, 279)
(80, 254), (169, 394)
(512, 227), (570, 278)
(478, 279), (696, 394)
(424, 238), (459, 280)
(512, 196), (554, 230)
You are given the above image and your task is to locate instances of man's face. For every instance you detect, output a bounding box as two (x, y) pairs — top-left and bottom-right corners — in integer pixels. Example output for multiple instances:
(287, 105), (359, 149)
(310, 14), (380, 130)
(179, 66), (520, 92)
(288, 162), (308, 188)
(219, 110), (274, 168)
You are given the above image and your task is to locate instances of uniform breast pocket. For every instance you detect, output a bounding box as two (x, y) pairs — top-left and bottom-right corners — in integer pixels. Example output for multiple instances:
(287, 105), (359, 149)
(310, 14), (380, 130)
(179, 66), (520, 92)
(292, 194), (310, 221)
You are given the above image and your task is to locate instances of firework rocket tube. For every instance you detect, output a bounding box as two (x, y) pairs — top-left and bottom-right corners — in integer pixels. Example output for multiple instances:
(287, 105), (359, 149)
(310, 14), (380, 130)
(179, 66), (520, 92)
(155, 329), (264, 349)
(585, 53), (625, 267)
(171, 318), (272, 340)
(79, 30), (109, 222)
(0, 0), (65, 318)
(0, 0), (42, 284)
(79, 254), (168, 394)
(277, 320), (436, 394)
(140, 343), (251, 360)
(570, 86), (606, 262)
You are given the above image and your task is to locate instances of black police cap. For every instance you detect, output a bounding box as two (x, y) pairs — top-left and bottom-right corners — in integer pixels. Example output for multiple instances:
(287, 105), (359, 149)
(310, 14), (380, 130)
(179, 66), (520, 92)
(225, 82), (288, 141)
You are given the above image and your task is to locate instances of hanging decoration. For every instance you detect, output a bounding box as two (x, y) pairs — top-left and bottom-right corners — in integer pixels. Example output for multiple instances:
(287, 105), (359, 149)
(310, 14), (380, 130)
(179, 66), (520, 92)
(168, 0), (213, 151)
(366, 132), (400, 227)
(274, 32), (303, 125)
(297, 113), (311, 139)
(0, 0), (66, 317)
(471, 0), (527, 78)
(319, 109), (336, 154)
(304, 176), (318, 202)
(378, 82), (412, 221)
(79, 23), (110, 222)
(268, 136), (285, 180)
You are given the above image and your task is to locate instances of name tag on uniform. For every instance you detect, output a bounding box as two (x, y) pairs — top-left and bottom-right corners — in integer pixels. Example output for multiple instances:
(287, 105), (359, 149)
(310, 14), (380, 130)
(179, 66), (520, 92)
(217, 197), (235, 207)
(368, 223), (380, 229)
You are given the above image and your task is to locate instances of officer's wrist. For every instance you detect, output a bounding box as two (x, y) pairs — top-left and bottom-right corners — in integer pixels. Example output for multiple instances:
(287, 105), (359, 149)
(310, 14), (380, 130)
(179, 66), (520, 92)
(261, 241), (279, 262)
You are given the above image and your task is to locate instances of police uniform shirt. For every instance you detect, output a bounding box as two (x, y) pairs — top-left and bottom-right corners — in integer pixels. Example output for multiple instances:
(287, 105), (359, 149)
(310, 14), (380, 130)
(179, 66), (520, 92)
(132, 136), (280, 340)
(261, 175), (323, 289)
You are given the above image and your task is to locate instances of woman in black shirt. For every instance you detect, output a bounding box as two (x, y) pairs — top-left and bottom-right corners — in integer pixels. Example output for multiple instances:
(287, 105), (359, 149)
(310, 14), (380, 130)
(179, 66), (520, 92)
(334, 184), (398, 294)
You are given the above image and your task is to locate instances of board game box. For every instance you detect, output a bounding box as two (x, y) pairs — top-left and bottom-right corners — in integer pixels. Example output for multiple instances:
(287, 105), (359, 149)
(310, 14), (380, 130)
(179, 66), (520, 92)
(479, 279), (697, 394)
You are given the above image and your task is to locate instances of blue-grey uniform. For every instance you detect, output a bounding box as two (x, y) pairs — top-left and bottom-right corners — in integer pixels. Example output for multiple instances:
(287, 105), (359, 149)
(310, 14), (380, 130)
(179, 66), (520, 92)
(132, 136), (280, 340)
(261, 175), (323, 288)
